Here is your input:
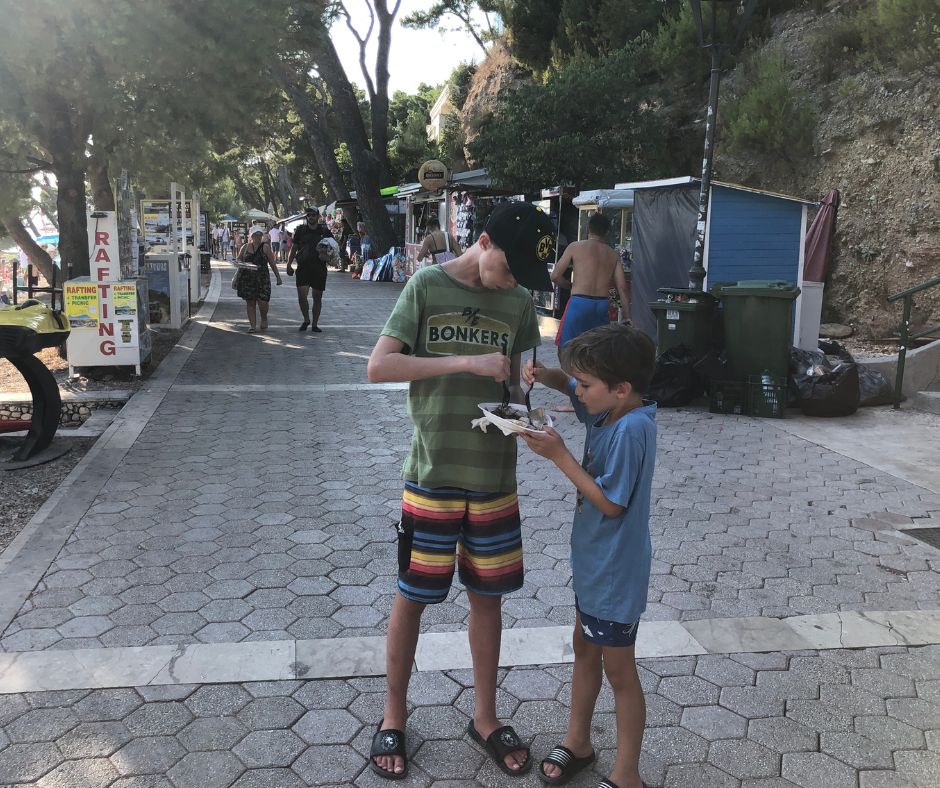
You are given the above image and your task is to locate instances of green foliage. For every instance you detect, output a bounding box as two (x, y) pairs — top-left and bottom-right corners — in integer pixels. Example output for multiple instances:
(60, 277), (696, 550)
(874, 0), (940, 73)
(448, 62), (478, 111)
(723, 51), (815, 163)
(468, 45), (673, 191)
(504, 0), (667, 72)
(647, 2), (709, 86)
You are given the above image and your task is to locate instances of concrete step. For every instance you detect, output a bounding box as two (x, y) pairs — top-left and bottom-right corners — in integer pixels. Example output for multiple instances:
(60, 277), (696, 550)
(911, 390), (940, 414)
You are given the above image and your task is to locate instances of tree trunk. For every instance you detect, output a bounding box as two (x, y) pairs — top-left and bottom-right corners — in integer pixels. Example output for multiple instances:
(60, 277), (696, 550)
(87, 152), (115, 210)
(1, 214), (55, 284)
(273, 65), (352, 204)
(232, 170), (263, 210)
(258, 160), (276, 212)
(371, 0), (396, 183)
(55, 161), (89, 278)
(312, 26), (397, 254)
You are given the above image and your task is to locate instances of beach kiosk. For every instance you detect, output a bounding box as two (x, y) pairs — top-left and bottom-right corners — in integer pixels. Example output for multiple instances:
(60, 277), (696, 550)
(613, 177), (818, 344)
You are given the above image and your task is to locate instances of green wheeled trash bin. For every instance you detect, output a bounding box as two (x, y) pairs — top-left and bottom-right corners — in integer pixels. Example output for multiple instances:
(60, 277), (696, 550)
(650, 288), (717, 357)
(717, 280), (800, 381)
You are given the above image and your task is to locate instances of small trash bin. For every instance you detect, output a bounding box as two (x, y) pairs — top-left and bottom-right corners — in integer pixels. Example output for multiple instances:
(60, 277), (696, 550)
(650, 288), (717, 357)
(717, 280), (800, 380)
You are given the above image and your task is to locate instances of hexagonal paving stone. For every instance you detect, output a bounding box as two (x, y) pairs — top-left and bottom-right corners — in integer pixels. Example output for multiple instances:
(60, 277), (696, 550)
(708, 738), (779, 779)
(679, 706), (746, 741)
(36, 757), (120, 788)
(291, 680), (358, 709)
(747, 716), (819, 753)
(186, 685), (252, 717)
(412, 739), (483, 780)
(238, 697), (305, 729)
(57, 615), (114, 638)
(501, 670), (562, 701)
(124, 702), (194, 736)
(294, 708), (361, 745)
(230, 767), (308, 787)
(111, 735), (186, 775)
(168, 750), (245, 788)
(782, 751), (857, 788)
(57, 720), (132, 758)
(0, 742), (63, 783)
(177, 717), (249, 751)
(6, 707), (79, 743)
(234, 729), (306, 768)
(821, 731), (895, 770)
(292, 743), (362, 783)
(74, 689), (144, 722)
(407, 672), (463, 707)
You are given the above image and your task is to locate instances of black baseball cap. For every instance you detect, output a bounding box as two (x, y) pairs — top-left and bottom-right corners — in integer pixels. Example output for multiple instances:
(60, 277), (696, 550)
(304, 206), (320, 216)
(483, 202), (555, 291)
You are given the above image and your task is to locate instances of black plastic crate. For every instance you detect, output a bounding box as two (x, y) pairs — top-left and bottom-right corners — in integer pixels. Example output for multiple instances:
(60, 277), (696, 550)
(710, 380), (747, 415)
(746, 375), (787, 418)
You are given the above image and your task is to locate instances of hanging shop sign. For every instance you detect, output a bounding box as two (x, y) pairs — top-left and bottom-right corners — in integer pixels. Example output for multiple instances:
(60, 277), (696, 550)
(418, 160), (449, 191)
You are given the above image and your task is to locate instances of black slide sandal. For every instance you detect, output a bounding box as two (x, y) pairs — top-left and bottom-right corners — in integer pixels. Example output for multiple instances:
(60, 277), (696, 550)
(539, 745), (596, 784)
(369, 722), (407, 780)
(467, 721), (532, 776)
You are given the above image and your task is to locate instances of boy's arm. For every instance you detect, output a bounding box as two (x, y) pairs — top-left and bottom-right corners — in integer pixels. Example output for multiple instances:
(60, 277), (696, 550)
(519, 428), (624, 518)
(613, 260), (632, 323)
(523, 360), (571, 394)
(367, 335), (510, 383)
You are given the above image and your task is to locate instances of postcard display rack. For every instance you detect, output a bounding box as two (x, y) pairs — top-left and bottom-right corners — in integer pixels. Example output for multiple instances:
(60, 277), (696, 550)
(64, 210), (146, 375)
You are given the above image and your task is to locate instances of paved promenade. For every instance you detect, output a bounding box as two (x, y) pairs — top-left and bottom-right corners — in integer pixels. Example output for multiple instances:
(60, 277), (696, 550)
(0, 264), (938, 786)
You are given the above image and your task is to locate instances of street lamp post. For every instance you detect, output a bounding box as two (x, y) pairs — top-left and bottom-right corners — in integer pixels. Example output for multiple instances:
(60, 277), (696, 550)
(688, 0), (759, 291)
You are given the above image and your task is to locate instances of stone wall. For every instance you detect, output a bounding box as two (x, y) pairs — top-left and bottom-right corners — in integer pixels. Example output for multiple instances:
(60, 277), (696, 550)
(0, 392), (129, 426)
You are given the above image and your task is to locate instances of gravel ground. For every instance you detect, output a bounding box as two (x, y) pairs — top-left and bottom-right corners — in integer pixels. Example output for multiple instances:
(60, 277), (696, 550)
(0, 436), (96, 551)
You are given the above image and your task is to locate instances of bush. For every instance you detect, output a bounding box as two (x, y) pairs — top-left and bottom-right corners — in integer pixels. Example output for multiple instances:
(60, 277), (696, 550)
(723, 51), (815, 163)
(874, 0), (940, 73)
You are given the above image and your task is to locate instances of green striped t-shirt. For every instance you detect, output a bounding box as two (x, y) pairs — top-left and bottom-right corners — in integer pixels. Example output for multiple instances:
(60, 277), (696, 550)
(381, 265), (541, 492)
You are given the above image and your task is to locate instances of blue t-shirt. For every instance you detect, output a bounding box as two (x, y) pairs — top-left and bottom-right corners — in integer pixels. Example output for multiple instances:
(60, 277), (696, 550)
(569, 380), (657, 624)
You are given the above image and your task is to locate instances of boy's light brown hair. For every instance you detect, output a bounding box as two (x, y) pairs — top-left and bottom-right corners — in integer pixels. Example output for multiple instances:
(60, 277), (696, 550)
(560, 323), (656, 393)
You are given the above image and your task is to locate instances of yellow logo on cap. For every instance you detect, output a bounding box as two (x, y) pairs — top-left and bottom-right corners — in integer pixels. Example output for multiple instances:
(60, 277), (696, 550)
(536, 235), (553, 261)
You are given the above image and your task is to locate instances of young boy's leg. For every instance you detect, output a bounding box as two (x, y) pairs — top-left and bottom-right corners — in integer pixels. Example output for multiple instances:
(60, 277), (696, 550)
(374, 591), (425, 776)
(373, 485), (464, 777)
(461, 491), (530, 773)
(601, 643), (645, 788)
(467, 590), (529, 771)
(541, 614), (602, 780)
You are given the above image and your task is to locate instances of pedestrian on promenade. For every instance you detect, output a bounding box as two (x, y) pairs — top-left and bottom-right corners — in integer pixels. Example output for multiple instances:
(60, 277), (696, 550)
(338, 217), (353, 271)
(366, 202), (556, 780)
(519, 323), (656, 788)
(286, 207), (332, 332)
(417, 217), (462, 264)
(229, 228), (239, 260)
(551, 213), (632, 348)
(220, 224), (230, 260)
(235, 226), (281, 333)
(268, 222), (283, 260)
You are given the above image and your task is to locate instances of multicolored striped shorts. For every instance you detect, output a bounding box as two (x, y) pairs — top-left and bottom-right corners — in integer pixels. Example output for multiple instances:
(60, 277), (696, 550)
(396, 482), (524, 604)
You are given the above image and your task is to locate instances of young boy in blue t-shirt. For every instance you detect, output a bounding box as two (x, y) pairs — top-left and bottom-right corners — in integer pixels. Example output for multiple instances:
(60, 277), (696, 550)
(520, 323), (657, 788)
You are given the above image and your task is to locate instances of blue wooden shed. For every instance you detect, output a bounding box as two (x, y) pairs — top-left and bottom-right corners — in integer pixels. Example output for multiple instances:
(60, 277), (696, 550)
(612, 176), (818, 345)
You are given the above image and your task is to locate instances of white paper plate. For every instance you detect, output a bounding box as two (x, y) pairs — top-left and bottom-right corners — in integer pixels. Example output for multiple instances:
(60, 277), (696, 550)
(476, 403), (553, 435)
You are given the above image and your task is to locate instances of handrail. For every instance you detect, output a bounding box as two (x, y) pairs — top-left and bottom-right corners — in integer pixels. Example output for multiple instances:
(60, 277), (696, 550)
(891, 275), (940, 409)
(888, 273), (940, 302)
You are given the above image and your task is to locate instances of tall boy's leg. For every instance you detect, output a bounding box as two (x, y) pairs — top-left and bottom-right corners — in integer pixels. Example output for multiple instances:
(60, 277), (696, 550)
(467, 590), (529, 772)
(542, 616), (602, 780)
(602, 645), (646, 788)
(375, 591), (425, 775)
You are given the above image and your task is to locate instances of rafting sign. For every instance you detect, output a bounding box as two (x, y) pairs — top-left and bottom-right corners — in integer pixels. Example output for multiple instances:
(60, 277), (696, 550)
(65, 211), (142, 374)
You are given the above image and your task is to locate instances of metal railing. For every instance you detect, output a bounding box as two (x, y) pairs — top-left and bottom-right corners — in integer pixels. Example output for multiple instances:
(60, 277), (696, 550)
(11, 260), (70, 312)
(887, 273), (940, 409)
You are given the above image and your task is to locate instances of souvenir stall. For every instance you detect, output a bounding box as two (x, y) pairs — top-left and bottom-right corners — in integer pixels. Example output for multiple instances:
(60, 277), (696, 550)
(402, 168), (524, 276)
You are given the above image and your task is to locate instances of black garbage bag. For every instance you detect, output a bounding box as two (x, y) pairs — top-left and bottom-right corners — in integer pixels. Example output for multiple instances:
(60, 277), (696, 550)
(789, 347), (829, 407)
(796, 362), (860, 417)
(857, 364), (894, 406)
(649, 345), (701, 407)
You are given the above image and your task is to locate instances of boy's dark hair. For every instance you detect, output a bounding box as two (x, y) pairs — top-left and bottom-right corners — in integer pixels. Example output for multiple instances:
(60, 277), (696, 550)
(587, 212), (611, 236)
(560, 323), (656, 393)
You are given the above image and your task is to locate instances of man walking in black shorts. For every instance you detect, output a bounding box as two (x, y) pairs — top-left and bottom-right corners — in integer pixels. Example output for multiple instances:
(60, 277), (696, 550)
(287, 207), (332, 331)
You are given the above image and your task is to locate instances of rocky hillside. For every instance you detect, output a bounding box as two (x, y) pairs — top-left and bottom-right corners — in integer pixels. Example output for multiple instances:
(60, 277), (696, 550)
(716, 5), (940, 339)
(460, 5), (939, 340)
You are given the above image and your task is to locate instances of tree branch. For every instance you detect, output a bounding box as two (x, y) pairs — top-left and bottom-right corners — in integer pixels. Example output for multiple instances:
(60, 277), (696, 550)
(340, 0), (377, 103)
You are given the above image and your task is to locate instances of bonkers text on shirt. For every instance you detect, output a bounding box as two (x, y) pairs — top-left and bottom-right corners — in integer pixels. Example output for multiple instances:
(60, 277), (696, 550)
(425, 307), (510, 355)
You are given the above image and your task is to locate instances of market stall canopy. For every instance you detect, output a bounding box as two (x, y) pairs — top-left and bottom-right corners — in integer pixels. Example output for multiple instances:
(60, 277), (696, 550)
(219, 214), (239, 222)
(245, 208), (279, 221)
(451, 169), (492, 189)
(573, 189), (634, 210)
